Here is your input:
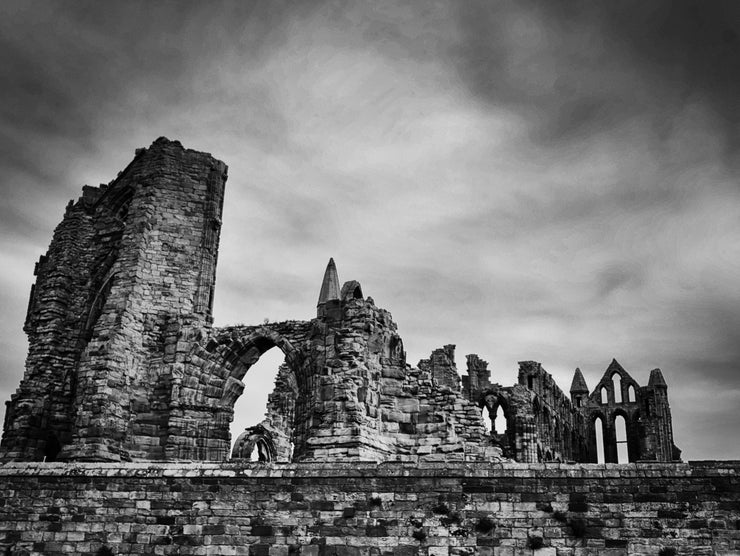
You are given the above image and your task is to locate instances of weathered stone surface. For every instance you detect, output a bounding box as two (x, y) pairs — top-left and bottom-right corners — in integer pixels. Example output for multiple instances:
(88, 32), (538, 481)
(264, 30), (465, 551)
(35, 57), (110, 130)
(0, 461), (738, 555)
(463, 359), (680, 465)
(2, 138), (227, 463)
(0, 137), (707, 555)
(0, 137), (681, 467)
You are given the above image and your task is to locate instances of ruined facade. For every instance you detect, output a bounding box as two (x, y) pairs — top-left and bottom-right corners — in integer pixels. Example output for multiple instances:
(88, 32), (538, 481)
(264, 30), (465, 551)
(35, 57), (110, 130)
(1, 138), (679, 466)
(462, 358), (680, 464)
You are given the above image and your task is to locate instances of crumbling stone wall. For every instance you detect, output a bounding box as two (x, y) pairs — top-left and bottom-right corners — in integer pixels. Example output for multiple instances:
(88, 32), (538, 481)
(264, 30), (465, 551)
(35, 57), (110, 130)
(0, 461), (737, 556)
(2, 138), (227, 463)
(0, 137), (681, 466)
(463, 357), (679, 465)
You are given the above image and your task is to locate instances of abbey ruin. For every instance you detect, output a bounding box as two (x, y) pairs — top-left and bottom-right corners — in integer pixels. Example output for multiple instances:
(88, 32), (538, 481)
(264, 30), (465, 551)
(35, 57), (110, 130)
(0, 138), (736, 556)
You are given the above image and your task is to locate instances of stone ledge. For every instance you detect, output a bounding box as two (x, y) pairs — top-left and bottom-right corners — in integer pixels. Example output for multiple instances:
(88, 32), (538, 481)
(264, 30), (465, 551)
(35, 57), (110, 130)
(1, 460), (736, 479)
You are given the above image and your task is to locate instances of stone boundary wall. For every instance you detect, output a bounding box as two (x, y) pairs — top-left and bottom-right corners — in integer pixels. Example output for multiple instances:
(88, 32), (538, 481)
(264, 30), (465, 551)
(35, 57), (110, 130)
(0, 461), (738, 555)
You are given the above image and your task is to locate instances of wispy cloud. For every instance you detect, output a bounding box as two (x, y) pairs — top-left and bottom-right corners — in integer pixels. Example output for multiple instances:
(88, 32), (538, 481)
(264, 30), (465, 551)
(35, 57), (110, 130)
(0, 0), (738, 459)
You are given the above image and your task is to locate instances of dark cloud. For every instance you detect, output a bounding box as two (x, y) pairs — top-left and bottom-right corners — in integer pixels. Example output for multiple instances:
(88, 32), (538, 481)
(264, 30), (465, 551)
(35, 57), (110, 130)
(451, 0), (740, 158)
(675, 298), (740, 385)
(0, 0), (738, 460)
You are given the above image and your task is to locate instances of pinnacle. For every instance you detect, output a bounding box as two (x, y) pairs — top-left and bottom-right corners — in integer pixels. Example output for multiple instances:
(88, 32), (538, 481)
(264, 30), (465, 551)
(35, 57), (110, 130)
(570, 367), (589, 393)
(317, 258), (341, 306)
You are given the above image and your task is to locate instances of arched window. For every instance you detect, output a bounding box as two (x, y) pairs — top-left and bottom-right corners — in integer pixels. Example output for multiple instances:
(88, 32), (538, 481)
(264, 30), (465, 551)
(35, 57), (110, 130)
(600, 387), (608, 404)
(492, 405), (507, 435)
(480, 406), (490, 432)
(595, 417), (605, 464)
(628, 384), (636, 403)
(615, 415), (629, 463)
(612, 374), (622, 403)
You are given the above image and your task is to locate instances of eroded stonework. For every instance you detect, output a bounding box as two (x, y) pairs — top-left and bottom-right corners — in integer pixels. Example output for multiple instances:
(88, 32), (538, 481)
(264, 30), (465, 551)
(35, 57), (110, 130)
(1, 138), (680, 465)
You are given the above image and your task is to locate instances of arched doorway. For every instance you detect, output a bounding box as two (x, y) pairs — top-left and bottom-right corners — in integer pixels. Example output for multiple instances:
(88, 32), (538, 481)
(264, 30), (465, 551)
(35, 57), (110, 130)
(230, 347), (294, 461)
(217, 331), (304, 463)
(168, 323), (311, 461)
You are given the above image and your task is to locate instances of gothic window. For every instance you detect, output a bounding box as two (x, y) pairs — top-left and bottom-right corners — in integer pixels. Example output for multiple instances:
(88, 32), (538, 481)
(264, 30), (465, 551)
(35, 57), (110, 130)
(492, 405), (506, 435)
(612, 374), (622, 403)
(595, 417), (605, 464)
(600, 387), (608, 404)
(628, 384), (636, 402)
(615, 415), (629, 463)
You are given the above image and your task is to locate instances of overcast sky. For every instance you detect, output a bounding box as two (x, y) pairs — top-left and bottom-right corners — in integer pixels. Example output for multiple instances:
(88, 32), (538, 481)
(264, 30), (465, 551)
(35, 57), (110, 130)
(1, 1), (739, 461)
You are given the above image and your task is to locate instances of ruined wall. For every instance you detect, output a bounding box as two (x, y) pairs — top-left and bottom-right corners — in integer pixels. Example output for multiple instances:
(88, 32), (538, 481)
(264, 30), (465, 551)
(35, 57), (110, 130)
(0, 137), (682, 467)
(463, 358), (679, 465)
(517, 361), (587, 463)
(171, 291), (500, 464)
(2, 138), (227, 463)
(0, 461), (738, 556)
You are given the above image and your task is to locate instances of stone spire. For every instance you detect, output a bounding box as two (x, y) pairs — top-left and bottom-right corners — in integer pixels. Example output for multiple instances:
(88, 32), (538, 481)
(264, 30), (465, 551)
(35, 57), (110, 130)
(570, 367), (589, 395)
(648, 368), (667, 389)
(317, 258), (341, 307)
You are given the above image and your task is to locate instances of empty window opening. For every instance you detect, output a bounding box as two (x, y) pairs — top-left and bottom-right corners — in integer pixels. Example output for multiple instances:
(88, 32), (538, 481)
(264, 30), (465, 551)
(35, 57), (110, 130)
(628, 384), (636, 403)
(230, 347), (286, 453)
(595, 417), (605, 464)
(600, 387), (608, 404)
(615, 415), (629, 463)
(42, 433), (61, 463)
(480, 407), (490, 432)
(527, 375), (534, 389)
(492, 405), (506, 435)
(612, 374), (622, 403)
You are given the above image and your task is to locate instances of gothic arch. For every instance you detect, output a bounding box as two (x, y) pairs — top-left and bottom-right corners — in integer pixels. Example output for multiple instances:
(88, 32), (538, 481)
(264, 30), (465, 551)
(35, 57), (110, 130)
(589, 411), (607, 464)
(166, 321), (312, 461)
(479, 390), (516, 458)
(214, 328), (304, 407)
(231, 424), (278, 462)
(611, 408), (639, 463)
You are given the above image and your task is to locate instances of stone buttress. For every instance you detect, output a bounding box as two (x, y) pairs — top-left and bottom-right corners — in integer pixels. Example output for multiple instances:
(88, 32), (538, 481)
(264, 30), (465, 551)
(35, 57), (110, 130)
(1, 138), (227, 462)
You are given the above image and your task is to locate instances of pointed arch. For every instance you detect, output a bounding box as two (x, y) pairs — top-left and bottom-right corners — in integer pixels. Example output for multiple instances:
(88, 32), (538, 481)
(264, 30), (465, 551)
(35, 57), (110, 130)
(612, 374), (622, 403)
(600, 386), (608, 404)
(615, 414), (629, 463)
(628, 384), (636, 403)
(231, 424), (277, 462)
(480, 391), (516, 458)
(169, 321), (312, 461)
(594, 416), (605, 464)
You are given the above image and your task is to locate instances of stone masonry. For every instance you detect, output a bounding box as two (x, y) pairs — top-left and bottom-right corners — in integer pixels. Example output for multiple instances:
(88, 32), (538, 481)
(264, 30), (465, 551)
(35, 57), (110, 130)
(1, 137), (680, 465)
(0, 461), (738, 555)
(1, 138), (729, 555)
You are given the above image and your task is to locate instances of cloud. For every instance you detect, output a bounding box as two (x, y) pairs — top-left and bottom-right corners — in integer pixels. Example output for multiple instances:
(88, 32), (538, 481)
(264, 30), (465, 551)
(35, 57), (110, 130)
(0, 0), (738, 460)
(450, 0), (740, 157)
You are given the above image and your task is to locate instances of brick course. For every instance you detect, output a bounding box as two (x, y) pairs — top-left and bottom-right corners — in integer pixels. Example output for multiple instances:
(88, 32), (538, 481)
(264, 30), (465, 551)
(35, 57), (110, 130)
(0, 461), (738, 555)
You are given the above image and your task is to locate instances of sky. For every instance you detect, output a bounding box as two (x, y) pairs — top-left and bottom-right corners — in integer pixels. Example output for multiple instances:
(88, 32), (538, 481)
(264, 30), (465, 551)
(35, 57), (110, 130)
(1, 0), (739, 461)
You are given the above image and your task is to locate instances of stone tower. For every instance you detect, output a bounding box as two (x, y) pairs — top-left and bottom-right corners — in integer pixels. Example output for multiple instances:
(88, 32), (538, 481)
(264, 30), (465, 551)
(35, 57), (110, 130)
(569, 367), (589, 408)
(1, 138), (227, 462)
